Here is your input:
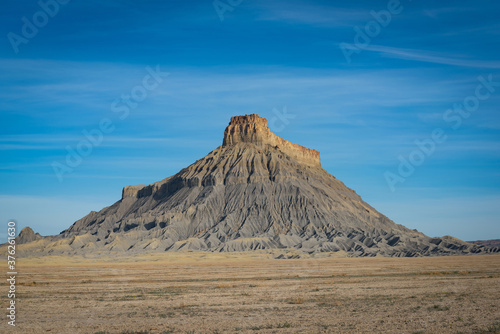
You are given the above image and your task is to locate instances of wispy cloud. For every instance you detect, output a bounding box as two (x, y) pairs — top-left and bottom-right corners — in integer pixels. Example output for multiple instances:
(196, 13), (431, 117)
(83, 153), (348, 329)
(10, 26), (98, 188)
(420, 6), (473, 19)
(0, 144), (58, 150)
(256, 3), (366, 27)
(0, 135), (210, 150)
(363, 45), (500, 69)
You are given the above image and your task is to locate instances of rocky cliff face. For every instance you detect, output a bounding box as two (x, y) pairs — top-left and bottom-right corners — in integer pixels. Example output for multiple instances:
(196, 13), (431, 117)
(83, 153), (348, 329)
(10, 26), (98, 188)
(13, 114), (500, 257)
(223, 114), (321, 167)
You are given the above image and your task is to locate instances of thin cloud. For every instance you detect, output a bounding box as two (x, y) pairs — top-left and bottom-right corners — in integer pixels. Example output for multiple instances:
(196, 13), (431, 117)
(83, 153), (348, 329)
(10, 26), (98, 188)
(364, 45), (500, 69)
(255, 1), (366, 27)
(0, 135), (209, 150)
(0, 144), (58, 150)
(420, 6), (473, 19)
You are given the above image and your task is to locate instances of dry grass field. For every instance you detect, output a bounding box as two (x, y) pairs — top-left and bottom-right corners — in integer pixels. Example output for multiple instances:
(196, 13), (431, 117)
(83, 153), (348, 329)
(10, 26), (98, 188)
(2, 252), (499, 333)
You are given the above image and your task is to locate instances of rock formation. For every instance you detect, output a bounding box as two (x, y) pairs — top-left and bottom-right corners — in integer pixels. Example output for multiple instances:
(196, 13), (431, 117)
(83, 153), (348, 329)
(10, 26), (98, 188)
(222, 114), (321, 167)
(11, 114), (500, 257)
(16, 226), (42, 244)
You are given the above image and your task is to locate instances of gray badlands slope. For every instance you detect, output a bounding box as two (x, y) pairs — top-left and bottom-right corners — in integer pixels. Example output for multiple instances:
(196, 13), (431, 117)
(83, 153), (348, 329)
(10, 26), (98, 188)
(16, 114), (499, 257)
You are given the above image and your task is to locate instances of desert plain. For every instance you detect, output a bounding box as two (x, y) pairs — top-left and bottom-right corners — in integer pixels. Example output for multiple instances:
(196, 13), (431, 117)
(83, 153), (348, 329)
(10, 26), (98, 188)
(2, 252), (499, 333)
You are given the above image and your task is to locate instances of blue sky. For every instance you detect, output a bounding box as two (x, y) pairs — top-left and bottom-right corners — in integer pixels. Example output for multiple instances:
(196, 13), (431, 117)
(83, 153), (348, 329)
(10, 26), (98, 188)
(1, 0), (499, 241)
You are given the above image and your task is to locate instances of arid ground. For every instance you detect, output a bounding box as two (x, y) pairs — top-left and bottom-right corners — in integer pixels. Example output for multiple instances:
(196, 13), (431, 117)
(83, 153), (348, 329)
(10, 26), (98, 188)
(2, 252), (499, 333)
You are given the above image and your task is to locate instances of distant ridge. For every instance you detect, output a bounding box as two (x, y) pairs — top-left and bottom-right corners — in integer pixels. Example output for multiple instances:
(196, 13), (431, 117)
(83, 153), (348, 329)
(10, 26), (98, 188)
(468, 239), (500, 248)
(10, 114), (500, 257)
